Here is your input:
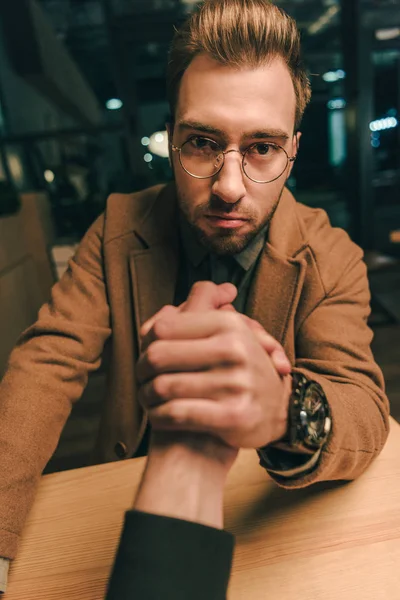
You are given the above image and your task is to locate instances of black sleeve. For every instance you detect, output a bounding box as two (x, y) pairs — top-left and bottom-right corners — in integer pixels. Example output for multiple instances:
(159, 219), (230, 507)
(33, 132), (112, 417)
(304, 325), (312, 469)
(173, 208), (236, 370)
(106, 510), (234, 600)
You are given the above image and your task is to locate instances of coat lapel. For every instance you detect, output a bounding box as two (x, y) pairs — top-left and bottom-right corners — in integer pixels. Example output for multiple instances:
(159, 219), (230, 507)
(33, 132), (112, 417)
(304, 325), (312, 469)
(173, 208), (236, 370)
(130, 244), (179, 338)
(246, 243), (306, 347)
(129, 183), (180, 344)
(246, 188), (308, 347)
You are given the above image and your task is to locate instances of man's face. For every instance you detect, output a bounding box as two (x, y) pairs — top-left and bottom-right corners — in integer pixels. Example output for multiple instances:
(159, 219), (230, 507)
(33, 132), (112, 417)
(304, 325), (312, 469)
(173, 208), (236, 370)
(169, 54), (299, 255)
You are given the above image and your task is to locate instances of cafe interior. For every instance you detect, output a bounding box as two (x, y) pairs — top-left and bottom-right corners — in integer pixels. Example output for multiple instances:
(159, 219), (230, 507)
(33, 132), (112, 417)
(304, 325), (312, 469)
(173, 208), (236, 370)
(0, 0), (399, 598)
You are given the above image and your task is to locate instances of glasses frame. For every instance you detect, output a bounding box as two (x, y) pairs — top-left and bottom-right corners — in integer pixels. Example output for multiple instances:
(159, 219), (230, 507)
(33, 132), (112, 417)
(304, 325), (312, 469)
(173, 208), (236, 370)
(171, 137), (297, 184)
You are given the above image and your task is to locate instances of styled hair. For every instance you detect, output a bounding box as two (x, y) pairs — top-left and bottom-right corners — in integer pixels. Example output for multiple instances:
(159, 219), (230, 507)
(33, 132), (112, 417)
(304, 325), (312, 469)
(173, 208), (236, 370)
(167, 0), (311, 130)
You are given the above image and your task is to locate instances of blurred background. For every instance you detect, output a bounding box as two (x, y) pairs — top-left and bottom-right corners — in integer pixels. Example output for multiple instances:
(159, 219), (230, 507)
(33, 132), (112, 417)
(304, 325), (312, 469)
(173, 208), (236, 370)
(0, 0), (399, 472)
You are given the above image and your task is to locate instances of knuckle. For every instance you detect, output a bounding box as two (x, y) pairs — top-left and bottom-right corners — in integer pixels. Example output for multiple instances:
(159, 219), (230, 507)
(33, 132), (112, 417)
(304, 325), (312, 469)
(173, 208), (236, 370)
(223, 368), (247, 394)
(192, 280), (215, 294)
(146, 341), (163, 369)
(152, 317), (170, 340)
(163, 403), (186, 427)
(171, 404), (187, 425)
(168, 377), (185, 398)
(161, 304), (178, 318)
(228, 396), (258, 432)
(234, 368), (252, 393)
(222, 311), (245, 333)
(228, 336), (249, 365)
(227, 399), (246, 429)
(215, 334), (235, 363)
(152, 374), (169, 400)
(163, 304), (175, 311)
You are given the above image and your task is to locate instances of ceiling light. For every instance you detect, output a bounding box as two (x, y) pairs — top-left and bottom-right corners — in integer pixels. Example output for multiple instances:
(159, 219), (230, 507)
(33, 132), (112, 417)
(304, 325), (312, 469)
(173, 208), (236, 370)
(322, 69), (346, 83)
(7, 154), (23, 182)
(308, 5), (340, 36)
(44, 170), (55, 183)
(369, 117), (398, 132)
(327, 98), (346, 110)
(144, 153), (153, 163)
(376, 28), (400, 41)
(323, 71), (338, 83)
(141, 137), (150, 146)
(106, 98), (123, 111)
(149, 130), (169, 158)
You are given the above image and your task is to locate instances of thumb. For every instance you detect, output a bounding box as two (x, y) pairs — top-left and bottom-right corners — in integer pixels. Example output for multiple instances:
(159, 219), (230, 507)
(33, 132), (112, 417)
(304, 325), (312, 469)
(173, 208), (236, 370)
(183, 281), (237, 312)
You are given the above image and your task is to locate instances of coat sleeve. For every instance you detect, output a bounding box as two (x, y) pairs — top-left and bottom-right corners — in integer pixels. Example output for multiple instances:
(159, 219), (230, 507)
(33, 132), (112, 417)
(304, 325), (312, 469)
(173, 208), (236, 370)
(106, 510), (234, 600)
(0, 214), (111, 559)
(271, 240), (390, 489)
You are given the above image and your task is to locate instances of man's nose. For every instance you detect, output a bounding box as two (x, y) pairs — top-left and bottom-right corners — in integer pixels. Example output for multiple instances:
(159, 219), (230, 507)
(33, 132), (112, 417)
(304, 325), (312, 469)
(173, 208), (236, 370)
(211, 150), (246, 204)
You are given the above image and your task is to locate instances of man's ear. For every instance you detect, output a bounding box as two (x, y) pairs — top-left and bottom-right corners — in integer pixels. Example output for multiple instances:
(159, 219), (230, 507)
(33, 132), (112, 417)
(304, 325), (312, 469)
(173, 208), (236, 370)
(287, 131), (301, 179)
(294, 131), (301, 155)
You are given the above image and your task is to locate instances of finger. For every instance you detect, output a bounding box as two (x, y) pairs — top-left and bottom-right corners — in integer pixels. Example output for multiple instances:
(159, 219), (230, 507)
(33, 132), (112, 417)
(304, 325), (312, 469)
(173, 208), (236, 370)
(141, 310), (241, 348)
(220, 303), (236, 312)
(219, 308), (284, 354)
(219, 305), (292, 373)
(249, 328), (291, 373)
(258, 340), (291, 374)
(270, 349), (292, 376)
(137, 337), (243, 384)
(184, 281), (237, 312)
(138, 370), (240, 409)
(140, 305), (179, 345)
(141, 283), (237, 345)
(240, 314), (268, 335)
(237, 316), (292, 373)
(147, 399), (233, 437)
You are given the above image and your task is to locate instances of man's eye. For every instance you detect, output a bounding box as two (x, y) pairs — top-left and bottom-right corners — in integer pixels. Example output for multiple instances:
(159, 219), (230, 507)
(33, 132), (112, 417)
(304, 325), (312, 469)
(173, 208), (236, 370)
(249, 143), (274, 156)
(189, 137), (218, 151)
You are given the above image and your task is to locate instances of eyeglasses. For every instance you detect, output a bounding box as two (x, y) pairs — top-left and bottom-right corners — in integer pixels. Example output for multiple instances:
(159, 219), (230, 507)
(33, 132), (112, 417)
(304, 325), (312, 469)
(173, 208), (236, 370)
(171, 136), (296, 184)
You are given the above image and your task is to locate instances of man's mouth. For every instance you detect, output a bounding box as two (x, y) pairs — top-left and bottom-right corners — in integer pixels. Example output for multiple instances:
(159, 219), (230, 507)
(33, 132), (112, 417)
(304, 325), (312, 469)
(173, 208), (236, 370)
(205, 214), (249, 229)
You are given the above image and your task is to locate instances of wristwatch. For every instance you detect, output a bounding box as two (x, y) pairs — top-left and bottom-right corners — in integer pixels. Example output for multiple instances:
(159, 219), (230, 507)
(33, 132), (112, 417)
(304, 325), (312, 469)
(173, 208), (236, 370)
(282, 372), (331, 453)
(258, 373), (331, 477)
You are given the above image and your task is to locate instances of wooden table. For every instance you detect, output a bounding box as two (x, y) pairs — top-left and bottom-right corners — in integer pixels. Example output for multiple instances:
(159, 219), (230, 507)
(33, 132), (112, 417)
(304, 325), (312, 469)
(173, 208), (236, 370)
(5, 418), (400, 599)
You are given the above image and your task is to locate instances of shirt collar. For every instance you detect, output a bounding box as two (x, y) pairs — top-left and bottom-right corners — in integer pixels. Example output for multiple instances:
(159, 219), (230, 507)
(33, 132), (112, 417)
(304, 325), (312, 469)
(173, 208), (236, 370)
(179, 212), (267, 272)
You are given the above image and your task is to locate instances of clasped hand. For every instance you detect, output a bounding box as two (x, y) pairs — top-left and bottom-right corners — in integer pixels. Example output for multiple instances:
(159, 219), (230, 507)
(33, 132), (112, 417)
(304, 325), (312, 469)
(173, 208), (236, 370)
(137, 282), (292, 449)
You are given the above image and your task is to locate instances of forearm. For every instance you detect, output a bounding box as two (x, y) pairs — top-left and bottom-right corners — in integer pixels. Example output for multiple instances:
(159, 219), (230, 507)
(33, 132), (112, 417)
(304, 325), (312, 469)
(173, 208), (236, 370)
(134, 432), (235, 529)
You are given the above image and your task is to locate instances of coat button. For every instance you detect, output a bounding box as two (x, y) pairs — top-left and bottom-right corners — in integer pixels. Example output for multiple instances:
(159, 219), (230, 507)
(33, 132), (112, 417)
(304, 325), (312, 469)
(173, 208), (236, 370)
(114, 441), (128, 459)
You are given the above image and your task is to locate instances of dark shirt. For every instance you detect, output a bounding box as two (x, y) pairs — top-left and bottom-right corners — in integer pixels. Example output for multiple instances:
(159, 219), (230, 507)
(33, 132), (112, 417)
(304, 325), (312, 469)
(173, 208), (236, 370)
(175, 213), (267, 313)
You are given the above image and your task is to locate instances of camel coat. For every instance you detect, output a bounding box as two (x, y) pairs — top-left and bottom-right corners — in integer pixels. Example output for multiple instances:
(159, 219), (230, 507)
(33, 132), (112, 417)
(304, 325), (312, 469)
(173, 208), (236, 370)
(0, 183), (389, 559)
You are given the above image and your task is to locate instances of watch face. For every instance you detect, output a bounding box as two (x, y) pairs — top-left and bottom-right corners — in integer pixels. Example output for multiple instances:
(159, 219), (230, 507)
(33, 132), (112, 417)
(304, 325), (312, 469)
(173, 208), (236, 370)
(301, 382), (330, 446)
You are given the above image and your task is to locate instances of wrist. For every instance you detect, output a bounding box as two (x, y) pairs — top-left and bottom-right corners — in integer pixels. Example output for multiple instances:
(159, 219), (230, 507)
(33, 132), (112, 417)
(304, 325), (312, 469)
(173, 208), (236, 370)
(134, 432), (237, 529)
(150, 431), (237, 474)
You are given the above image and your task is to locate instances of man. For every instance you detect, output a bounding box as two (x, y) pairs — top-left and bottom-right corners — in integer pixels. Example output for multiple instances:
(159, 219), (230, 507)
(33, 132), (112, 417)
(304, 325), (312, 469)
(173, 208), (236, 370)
(106, 283), (238, 600)
(0, 0), (389, 591)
